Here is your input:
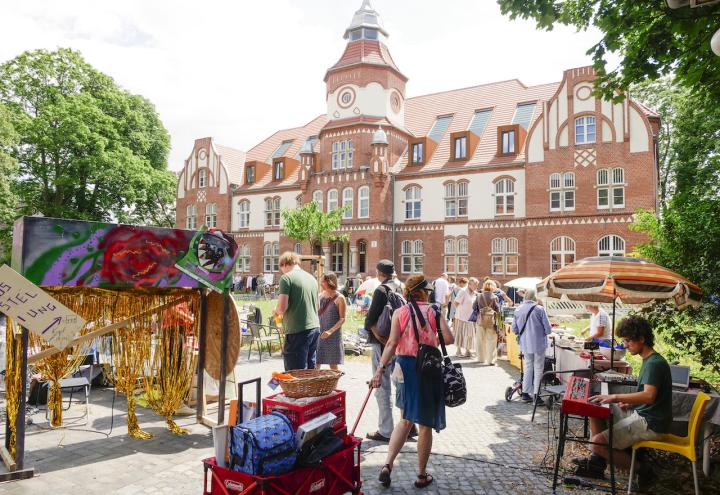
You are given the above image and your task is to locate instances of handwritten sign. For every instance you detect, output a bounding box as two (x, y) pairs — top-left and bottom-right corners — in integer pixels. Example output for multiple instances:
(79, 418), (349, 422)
(0, 265), (85, 350)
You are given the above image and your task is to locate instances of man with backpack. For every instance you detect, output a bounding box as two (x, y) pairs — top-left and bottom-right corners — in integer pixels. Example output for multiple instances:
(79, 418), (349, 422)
(364, 260), (414, 442)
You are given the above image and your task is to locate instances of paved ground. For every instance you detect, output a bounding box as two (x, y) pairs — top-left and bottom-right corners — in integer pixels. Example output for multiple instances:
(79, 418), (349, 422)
(0, 348), (709, 494)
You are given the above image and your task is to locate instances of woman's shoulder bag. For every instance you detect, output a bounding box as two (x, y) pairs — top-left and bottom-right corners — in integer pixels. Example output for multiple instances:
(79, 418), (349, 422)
(408, 299), (443, 383)
(434, 307), (467, 407)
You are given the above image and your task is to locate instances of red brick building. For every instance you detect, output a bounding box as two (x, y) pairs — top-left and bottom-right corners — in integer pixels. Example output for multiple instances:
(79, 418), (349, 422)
(175, 0), (658, 283)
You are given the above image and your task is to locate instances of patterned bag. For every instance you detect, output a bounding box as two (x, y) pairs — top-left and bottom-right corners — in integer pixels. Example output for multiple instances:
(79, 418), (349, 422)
(433, 305), (467, 407)
(408, 300), (443, 382)
(229, 411), (297, 476)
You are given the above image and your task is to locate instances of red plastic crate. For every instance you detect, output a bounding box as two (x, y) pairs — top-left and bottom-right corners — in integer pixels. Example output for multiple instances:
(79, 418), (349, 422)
(202, 435), (362, 495)
(262, 390), (346, 434)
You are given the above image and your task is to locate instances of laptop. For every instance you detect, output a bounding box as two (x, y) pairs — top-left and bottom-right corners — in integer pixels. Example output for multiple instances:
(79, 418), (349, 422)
(670, 364), (691, 391)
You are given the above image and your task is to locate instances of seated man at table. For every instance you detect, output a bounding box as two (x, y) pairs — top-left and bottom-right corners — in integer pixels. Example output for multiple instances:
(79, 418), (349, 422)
(573, 315), (672, 489)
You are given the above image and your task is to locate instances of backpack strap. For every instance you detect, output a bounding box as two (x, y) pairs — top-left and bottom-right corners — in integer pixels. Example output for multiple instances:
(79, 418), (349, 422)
(517, 304), (538, 340)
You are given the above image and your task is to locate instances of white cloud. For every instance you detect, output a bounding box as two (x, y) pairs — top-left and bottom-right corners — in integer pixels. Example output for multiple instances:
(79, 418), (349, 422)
(0, 0), (611, 171)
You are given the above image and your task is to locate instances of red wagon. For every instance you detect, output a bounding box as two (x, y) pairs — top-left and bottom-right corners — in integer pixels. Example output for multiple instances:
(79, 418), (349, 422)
(202, 436), (362, 495)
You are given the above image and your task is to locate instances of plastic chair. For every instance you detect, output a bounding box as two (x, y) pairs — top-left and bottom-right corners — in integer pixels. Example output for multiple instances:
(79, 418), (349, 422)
(627, 391), (710, 495)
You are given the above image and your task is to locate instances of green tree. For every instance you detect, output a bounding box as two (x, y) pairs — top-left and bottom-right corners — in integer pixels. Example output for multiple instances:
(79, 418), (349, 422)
(0, 48), (176, 226)
(281, 202), (349, 251)
(497, 1), (720, 102)
(0, 104), (19, 264)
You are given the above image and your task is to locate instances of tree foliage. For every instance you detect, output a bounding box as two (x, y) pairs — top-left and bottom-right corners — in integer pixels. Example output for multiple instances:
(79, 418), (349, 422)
(0, 48), (176, 227)
(0, 104), (19, 264)
(497, 0), (720, 103)
(281, 202), (349, 249)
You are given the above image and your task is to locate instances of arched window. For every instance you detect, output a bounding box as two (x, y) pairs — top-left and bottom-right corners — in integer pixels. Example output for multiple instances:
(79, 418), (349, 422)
(186, 204), (197, 229)
(358, 186), (370, 218)
(198, 169), (207, 188)
(444, 181), (469, 218)
(357, 240), (367, 274)
(331, 241), (344, 273)
(238, 200), (250, 229)
(405, 186), (421, 220)
(265, 198), (280, 227)
(457, 237), (469, 274)
(444, 238), (456, 273)
(264, 242), (280, 272)
(293, 242), (302, 254)
(597, 168), (625, 209)
(273, 197), (281, 226)
(550, 236), (576, 272)
(491, 237), (519, 275)
(575, 116), (596, 144)
(205, 203), (217, 228)
(549, 172), (575, 212)
(598, 235), (625, 257)
(312, 190), (324, 211)
(328, 189), (339, 211)
(237, 244), (251, 272)
(342, 187), (353, 219)
(495, 179), (515, 216)
(401, 240), (423, 274)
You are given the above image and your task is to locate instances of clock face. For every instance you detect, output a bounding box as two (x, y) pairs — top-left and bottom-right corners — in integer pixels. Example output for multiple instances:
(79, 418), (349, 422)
(337, 87), (356, 109)
(390, 91), (402, 113)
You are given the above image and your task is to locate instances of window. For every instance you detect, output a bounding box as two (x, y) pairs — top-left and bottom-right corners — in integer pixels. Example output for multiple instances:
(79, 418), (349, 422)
(331, 241), (344, 273)
(358, 186), (370, 218)
(491, 238), (519, 275)
(205, 203), (217, 228)
(597, 168), (625, 209)
(342, 187), (353, 219)
(495, 179), (515, 215)
(575, 116), (596, 145)
(444, 181), (468, 218)
(405, 186), (421, 220)
(328, 189), (339, 211)
(186, 204), (197, 229)
(457, 238), (469, 274)
(294, 242), (302, 254)
(238, 200), (250, 228)
(296, 195), (303, 207)
(502, 130), (516, 154)
(263, 242), (280, 272)
(265, 198), (281, 227)
(358, 240), (367, 274)
(443, 237), (468, 274)
(411, 142), (424, 164)
(246, 165), (255, 185)
(550, 236), (576, 273)
(237, 244), (250, 272)
(453, 136), (467, 160)
(401, 240), (424, 274)
(549, 172), (576, 212)
(444, 238), (456, 274)
(598, 235), (625, 257)
(198, 169), (207, 188)
(331, 140), (354, 170)
(312, 190), (324, 211)
(273, 160), (284, 181)
(271, 140), (293, 159)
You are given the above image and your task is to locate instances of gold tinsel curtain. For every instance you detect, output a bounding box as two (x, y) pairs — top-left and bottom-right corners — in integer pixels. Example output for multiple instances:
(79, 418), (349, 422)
(4, 319), (23, 457)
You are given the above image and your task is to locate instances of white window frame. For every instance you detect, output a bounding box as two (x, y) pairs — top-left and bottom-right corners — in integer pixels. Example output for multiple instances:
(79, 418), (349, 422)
(237, 244), (251, 272)
(491, 237), (519, 275)
(238, 200), (250, 228)
(312, 190), (324, 211)
(327, 189), (339, 211)
(293, 242), (302, 254)
(575, 116), (596, 145)
(457, 237), (469, 274)
(550, 236), (576, 273)
(598, 235), (625, 257)
(331, 241), (344, 273)
(342, 187), (353, 219)
(405, 186), (421, 220)
(549, 172), (576, 212)
(444, 183), (457, 218)
(495, 179), (515, 216)
(273, 160), (284, 181)
(401, 239), (423, 274)
(273, 197), (281, 226)
(444, 238), (456, 274)
(186, 204), (197, 230)
(331, 140), (354, 170)
(454, 136), (467, 160)
(198, 169), (207, 188)
(597, 168), (625, 210)
(411, 142), (424, 164)
(358, 186), (370, 218)
(502, 130), (515, 154)
(264, 198), (273, 227)
(205, 203), (217, 228)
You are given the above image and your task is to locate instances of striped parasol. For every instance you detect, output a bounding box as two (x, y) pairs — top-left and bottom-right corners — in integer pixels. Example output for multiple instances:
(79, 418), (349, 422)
(538, 256), (702, 367)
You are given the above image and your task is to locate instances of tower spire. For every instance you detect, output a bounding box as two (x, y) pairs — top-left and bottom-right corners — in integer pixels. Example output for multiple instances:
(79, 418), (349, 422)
(344, 0), (389, 40)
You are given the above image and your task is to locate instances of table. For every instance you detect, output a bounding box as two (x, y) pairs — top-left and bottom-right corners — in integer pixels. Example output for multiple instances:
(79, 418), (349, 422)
(554, 346), (631, 383)
(609, 383), (720, 476)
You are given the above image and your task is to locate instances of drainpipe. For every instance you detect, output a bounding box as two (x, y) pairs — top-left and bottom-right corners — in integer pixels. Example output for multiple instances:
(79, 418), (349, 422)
(390, 173), (396, 268)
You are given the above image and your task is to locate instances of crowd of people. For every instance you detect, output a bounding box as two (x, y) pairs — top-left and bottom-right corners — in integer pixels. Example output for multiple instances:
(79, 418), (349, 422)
(270, 252), (674, 491)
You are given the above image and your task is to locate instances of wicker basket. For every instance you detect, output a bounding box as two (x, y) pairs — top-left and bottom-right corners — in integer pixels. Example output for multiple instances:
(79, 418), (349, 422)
(278, 369), (344, 398)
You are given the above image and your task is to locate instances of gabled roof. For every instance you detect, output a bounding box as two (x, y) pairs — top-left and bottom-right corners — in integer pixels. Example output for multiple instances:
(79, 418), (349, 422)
(394, 79), (559, 173)
(215, 144), (246, 186)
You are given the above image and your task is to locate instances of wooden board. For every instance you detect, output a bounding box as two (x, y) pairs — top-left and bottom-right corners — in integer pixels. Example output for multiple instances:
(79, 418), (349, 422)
(204, 292), (241, 380)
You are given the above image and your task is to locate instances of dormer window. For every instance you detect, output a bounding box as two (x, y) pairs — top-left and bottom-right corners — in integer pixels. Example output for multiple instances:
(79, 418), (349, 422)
(411, 142), (424, 165)
(246, 166), (255, 185)
(502, 130), (515, 154)
(453, 136), (467, 161)
(273, 160), (284, 181)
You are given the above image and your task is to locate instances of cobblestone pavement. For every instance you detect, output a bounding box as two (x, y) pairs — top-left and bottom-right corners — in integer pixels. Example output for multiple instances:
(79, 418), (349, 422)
(0, 350), (622, 494)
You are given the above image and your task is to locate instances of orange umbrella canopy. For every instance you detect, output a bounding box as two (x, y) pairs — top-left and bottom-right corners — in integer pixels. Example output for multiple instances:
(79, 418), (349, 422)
(539, 256), (703, 307)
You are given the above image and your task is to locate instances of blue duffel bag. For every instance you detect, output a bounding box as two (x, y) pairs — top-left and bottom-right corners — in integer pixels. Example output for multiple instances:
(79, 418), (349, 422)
(229, 411), (297, 476)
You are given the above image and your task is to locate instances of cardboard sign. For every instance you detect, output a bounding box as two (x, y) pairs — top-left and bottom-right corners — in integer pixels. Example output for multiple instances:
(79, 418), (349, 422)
(0, 265), (85, 350)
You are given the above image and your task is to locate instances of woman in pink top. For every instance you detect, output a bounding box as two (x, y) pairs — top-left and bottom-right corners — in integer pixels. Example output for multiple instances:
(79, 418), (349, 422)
(370, 275), (454, 489)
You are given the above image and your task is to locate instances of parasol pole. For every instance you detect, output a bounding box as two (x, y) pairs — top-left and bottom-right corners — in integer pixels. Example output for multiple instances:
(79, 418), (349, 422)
(611, 285), (617, 369)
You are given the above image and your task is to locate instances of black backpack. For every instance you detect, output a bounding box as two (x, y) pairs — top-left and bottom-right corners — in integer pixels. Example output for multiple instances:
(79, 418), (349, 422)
(374, 285), (406, 339)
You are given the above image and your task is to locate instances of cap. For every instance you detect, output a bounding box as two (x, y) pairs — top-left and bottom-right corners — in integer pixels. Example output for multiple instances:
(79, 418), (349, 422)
(376, 259), (394, 276)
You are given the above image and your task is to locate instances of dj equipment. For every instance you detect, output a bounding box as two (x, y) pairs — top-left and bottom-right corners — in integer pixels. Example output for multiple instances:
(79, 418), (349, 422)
(560, 376), (611, 419)
(596, 370), (638, 386)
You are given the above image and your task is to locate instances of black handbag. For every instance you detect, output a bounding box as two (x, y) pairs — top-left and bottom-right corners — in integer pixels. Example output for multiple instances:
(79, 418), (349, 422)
(408, 299), (443, 382)
(433, 305), (467, 407)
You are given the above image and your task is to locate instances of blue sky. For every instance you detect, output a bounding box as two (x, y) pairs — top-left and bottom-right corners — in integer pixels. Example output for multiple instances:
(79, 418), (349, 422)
(1, 0), (612, 171)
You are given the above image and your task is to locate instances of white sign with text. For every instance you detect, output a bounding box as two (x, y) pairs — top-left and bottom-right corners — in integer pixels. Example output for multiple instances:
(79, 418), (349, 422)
(0, 265), (85, 350)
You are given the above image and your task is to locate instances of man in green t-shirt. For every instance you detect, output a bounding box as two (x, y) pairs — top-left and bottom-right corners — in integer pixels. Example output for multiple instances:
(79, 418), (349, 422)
(573, 316), (672, 490)
(273, 251), (320, 371)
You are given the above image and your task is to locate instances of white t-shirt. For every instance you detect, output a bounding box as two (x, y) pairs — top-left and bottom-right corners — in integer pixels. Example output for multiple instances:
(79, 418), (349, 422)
(590, 309), (611, 340)
(434, 277), (449, 305)
(454, 288), (476, 321)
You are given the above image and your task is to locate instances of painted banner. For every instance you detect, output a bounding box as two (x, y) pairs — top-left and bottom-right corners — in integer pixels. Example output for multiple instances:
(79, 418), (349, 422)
(0, 264), (85, 349)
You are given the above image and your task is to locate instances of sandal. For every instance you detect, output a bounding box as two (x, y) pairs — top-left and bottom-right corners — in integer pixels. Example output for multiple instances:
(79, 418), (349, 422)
(414, 473), (434, 488)
(378, 464), (392, 487)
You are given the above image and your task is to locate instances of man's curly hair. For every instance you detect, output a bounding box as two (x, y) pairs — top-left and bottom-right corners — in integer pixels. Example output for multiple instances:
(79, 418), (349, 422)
(616, 315), (654, 347)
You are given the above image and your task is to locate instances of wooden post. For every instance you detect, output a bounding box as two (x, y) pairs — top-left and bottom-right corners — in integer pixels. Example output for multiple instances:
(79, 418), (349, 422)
(217, 289), (230, 426)
(15, 328), (28, 470)
(196, 290), (208, 424)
